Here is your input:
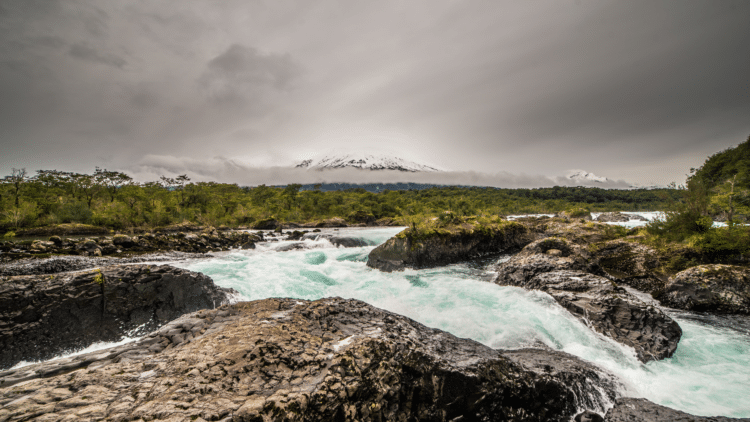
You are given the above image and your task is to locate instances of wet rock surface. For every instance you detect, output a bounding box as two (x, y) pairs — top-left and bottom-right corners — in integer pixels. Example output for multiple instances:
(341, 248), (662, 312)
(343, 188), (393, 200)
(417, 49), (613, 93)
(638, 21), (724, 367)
(367, 221), (533, 272)
(592, 240), (666, 294)
(594, 212), (647, 223)
(301, 232), (371, 247)
(494, 238), (681, 362)
(659, 264), (750, 314)
(501, 270), (681, 362)
(0, 264), (236, 370)
(0, 297), (626, 421)
(493, 237), (599, 284)
(604, 398), (750, 421)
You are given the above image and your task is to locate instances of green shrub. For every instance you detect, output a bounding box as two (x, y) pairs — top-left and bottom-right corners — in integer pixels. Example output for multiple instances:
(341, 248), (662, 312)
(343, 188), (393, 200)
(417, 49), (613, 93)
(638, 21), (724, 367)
(566, 207), (590, 218)
(646, 209), (712, 242)
(691, 226), (750, 261)
(57, 201), (92, 224)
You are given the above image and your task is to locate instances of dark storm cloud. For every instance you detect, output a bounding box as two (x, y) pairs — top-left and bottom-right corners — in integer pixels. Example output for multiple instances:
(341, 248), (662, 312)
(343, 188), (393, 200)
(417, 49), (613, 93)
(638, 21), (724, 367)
(201, 44), (301, 104)
(68, 43), (127, 68)
(1, 1), (748, 187)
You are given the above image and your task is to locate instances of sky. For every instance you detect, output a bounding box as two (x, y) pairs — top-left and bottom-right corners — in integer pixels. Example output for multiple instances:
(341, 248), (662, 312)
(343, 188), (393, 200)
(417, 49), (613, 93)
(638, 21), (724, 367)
(1, 0), (749, 188)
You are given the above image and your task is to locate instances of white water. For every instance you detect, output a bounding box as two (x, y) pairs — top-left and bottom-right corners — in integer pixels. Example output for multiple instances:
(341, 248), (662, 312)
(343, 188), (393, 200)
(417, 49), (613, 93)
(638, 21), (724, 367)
(10, 336), (139, 370)
(172, 226), (750, 417)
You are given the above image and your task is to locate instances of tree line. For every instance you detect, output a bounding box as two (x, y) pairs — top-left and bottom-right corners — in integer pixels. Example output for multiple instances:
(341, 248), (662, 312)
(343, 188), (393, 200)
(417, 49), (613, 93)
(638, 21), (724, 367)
(0, 167), (679, 234)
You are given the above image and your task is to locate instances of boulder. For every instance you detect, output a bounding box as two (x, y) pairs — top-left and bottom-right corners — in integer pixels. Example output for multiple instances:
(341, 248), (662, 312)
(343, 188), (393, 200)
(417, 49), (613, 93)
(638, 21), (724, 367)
(593, 240), (666, 294)
(0, 298), (625, 421)
(604, 398), (750, 421)
(0, 264), (236, 369)
(368, 220), (533, 272)
(659, 264), (750, 314)
(76, 239), (102, 255)
(494, 237), (599, 284)
(251, 218), (279, 230)
(112, 233), (135, 248)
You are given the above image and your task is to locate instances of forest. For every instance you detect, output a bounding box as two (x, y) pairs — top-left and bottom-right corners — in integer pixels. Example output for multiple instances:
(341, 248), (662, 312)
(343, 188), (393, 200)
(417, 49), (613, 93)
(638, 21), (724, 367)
(0, 166), (679, 234)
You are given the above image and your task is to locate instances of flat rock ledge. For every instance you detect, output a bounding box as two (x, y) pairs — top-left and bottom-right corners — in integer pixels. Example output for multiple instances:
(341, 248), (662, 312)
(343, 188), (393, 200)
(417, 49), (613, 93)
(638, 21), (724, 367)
(659, 264), (750, 314)
(494, 238), (681, 363)
(0, 298), (627, 421)
(367, 221), (533, 272)
(0, 264), (236, 370)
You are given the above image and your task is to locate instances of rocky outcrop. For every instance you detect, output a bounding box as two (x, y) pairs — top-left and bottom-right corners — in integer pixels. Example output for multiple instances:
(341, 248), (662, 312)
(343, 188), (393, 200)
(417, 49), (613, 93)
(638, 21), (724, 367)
(0, 229), (260, 262)
(493, 237), (599, 283)
(593, 240), (666, 294)
(367, 220), (533, 272)
(0, 264), (236, 370)
(495, 239), (681, 362)
(604, 398), (750, 421)
(659, 264), (750, 314)
(302, 232), (370, 247)
(595, 212), (647, 223)
(497, 270), (682, 362)
(0, 298), (625, 421)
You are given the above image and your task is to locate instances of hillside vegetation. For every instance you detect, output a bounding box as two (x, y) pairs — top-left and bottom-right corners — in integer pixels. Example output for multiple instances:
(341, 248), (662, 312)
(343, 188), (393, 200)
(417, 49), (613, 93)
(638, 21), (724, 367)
(645, 134), (750, 265)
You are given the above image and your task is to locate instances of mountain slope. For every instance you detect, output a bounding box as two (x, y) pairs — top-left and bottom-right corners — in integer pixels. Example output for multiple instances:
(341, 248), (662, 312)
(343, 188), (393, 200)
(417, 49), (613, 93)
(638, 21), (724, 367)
(567, 170), (609, 184)
(296, 153), (441, 172)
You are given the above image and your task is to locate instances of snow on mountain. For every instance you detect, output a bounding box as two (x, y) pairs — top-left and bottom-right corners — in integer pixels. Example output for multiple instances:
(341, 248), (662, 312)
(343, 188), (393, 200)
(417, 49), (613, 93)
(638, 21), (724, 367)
(566, 170), (609, 184)
(296, 153), (441, 172)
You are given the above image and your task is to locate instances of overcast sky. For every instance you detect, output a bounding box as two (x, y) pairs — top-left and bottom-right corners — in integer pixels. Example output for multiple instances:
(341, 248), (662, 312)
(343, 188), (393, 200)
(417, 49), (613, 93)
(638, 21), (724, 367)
(1, 0), (749, 188)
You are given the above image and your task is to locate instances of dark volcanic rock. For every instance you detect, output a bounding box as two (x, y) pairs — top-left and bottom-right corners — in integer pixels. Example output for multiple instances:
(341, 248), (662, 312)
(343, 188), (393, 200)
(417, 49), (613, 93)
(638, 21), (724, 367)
(604, 398), (750, 421)
(659, 264), (750, 314)
(302, 232), (370, 247)
(368, 221), (533, 272)
(593, 240), (666, 294)
(0, 298), (624, 421)
(0, 264), (235, 370)
(496, 270), (682, 363)
(251, 218), (279, 230)
(494, 237), (599, 284)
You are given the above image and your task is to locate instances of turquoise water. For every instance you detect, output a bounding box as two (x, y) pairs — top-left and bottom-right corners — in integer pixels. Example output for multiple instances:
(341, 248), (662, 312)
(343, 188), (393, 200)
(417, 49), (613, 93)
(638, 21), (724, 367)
(176, 227), (750, 417)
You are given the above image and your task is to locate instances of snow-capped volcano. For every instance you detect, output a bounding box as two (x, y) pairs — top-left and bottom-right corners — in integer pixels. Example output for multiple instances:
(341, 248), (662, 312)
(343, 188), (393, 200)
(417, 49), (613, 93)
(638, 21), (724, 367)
(567, 170), (609, 184)
(296, 153), (441, 172)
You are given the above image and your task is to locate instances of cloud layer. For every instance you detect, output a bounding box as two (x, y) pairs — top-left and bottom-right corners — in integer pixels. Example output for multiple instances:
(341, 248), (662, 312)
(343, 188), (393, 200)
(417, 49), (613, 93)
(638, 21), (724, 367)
(130, 154), (633, 189)
(1, 1), (749, 187)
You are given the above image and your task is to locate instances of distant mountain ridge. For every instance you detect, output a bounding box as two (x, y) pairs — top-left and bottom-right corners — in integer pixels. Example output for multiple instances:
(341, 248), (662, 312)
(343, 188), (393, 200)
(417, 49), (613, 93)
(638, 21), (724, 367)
(567, 170), (609, 184)
(296, 153), (441, 172)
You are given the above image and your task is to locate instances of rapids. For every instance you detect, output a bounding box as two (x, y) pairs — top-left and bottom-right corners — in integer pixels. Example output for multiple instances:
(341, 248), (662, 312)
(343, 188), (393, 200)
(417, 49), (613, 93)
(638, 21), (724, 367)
(173, 226), (750, 417)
